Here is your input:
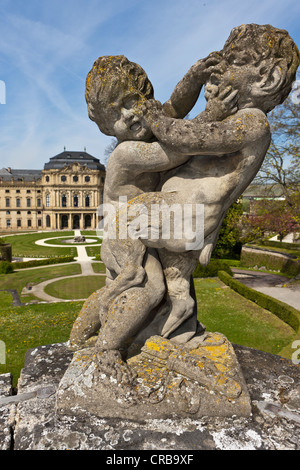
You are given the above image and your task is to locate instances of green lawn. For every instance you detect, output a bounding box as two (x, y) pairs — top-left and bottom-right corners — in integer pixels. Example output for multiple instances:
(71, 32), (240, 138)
(2, 231), (77, 258)
(194, 278), (295, 355)
(0, 264), (82, 302)
(44, 275), (106, 300)
(92, 262), (106, 273)
(85, 245), (102, 258)
(0, 275), (297, 387)
(0, 301), (83, 386)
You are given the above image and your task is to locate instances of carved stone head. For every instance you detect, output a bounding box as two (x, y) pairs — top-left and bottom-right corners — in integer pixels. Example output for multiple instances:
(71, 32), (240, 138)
(85, 55), (154, 140)
(206, 24), (300, 113)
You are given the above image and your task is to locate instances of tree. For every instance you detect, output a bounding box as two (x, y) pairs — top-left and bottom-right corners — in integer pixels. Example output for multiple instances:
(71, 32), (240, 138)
(103, 138), (118, 165)
(254, 72), (300, 197)
(212, 200), (243, 259)
(244, 199), (298, 242)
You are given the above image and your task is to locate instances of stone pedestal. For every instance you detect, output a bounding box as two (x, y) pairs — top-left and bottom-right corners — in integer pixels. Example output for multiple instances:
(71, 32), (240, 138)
(1, 341), (300, 450)
(56, 333), (251, 420)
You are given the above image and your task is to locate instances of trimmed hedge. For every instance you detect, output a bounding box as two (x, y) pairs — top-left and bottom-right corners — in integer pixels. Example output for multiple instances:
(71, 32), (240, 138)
(12, 256), (75, 269)
(218, 270), (300, 333)
(193, 259), (233, 278)
(0, 261), (14, 274)
(261, 239), (300, 251)
(240, 249), (300, 277)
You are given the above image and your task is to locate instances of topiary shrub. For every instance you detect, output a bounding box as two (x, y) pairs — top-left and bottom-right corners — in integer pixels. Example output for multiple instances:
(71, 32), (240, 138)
(193, 259), (233, 278)
(0, 261), (14, 274)
(0, 242), (12, 262)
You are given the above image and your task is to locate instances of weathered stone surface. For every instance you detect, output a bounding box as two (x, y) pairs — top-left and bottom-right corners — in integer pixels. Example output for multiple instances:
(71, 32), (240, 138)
(56, 333), (251, 420)
(8, 342), (300, 450)
(0, 373), (14, 450)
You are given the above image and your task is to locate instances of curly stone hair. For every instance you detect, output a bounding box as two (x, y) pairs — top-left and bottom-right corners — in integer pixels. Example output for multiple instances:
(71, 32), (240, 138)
(222, 24), (300, 110)
(85, 55), (154, 135)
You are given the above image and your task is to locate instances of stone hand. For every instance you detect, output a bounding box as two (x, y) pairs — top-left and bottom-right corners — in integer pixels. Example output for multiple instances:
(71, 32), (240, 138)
(205, 85), (239, 121)
(141, 99), (163, 124)
(192, 51), (223, 82)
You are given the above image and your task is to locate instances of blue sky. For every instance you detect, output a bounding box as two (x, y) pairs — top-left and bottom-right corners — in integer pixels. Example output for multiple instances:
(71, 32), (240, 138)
(0, 0), (299, 169)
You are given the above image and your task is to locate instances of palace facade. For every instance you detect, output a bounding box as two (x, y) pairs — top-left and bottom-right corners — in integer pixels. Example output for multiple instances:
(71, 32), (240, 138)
(0, 150), (106, 231)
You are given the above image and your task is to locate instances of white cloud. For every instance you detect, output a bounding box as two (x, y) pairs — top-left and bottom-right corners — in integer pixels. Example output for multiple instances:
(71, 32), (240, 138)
(0, 0), (299, 169)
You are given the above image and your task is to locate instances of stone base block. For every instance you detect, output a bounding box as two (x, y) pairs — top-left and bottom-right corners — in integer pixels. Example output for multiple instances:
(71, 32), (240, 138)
(7, 341), (300, 450)
(56, 332), (251, 420)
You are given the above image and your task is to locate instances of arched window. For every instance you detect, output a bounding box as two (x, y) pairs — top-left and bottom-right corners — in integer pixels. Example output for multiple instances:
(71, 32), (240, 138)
(46, 215), (51, 228)
(85, 195), (90, 207)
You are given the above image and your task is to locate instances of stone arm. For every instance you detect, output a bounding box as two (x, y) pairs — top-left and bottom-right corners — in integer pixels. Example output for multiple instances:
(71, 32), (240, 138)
(146, 108), (271, 156)
(107, 140), (191, 176)
(162, 52), (222, 119)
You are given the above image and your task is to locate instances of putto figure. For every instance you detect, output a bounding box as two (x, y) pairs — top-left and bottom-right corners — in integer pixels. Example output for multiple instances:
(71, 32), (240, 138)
(68, 24), (299, 391)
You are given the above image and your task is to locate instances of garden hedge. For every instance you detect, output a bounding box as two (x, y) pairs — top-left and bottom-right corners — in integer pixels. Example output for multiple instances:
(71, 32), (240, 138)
(260, 239), (300, 251)
(218, 270), (300, 333)
(193, 259), (233, 278)
(12, 256), (75, 269)
(240, 248), (300, 277)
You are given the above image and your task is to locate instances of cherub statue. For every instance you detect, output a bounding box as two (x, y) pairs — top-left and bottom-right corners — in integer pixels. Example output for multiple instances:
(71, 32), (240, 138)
(69, 24), (299, 383)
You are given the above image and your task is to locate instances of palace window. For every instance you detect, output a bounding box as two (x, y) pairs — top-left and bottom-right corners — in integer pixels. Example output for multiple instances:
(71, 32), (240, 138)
(61, 175), (67, 182)
(85, 195), (90, 207)
(26, 198), (31, 208)
(73, 175), (78, 183)
(27, 219), (32, 227)
(46, 194), (50, 207)
(17, 219), (21, 227)
(73, 195), (79, 207)
(6, 219), (11, 228)
(45, 176), (50, 182)
(85, 176), (90, 183)
(62, 194), (67, 207)
(16, 198), (21, 207)
(46, 215), (51, 228)
(37, 198), (41, 207)
(5, 198), (10, 207)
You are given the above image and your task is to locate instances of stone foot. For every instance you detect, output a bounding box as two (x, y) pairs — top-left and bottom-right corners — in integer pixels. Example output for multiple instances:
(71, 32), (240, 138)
(97, 349), (136, 385)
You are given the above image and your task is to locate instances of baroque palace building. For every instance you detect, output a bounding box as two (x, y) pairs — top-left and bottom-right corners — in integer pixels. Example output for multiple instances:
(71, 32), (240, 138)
(0, 149), (106, 231)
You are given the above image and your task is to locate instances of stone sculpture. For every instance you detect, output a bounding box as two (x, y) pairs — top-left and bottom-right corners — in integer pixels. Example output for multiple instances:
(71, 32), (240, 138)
(57, 24), (300, 419)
